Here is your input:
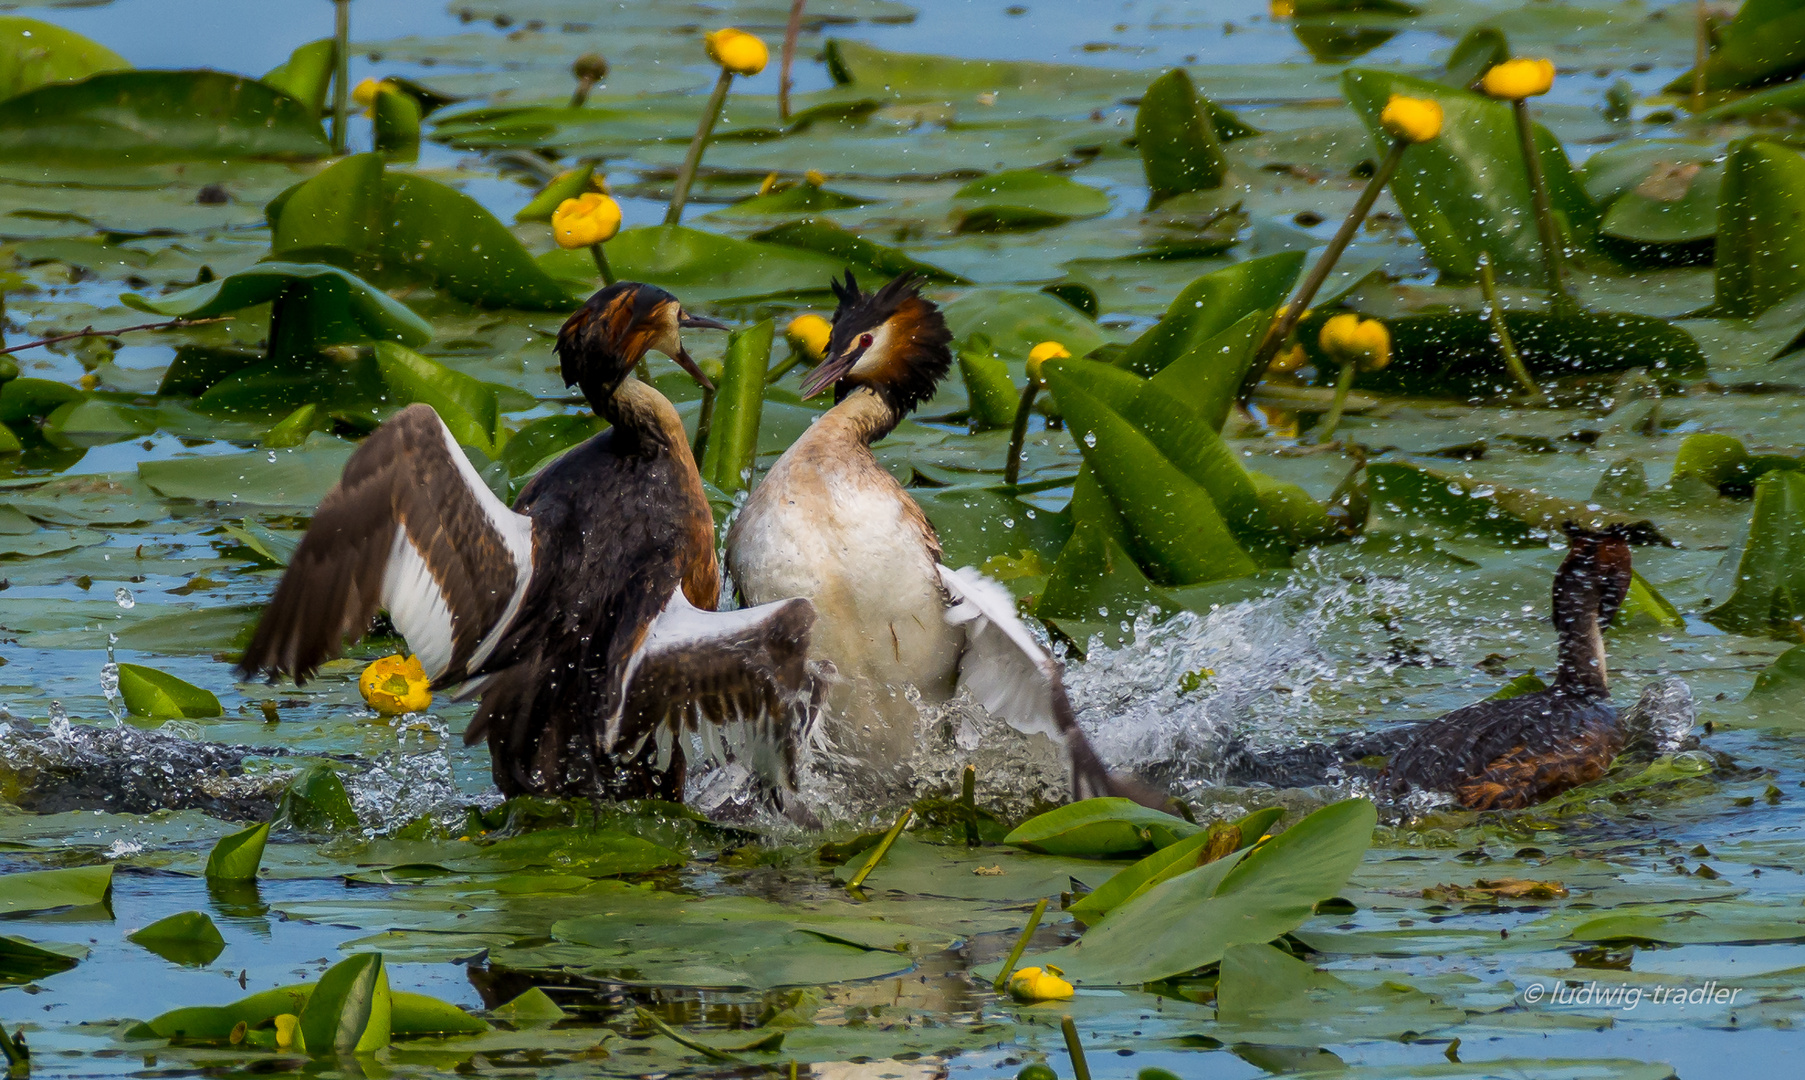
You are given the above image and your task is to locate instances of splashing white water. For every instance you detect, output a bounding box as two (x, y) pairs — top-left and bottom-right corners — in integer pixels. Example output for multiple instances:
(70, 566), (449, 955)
(1067, 556), (1478, 791)
(343, 745), (466, 833)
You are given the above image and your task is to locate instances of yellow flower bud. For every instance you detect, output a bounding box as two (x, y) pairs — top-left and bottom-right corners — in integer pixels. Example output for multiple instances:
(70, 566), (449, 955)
(804, 168), (827, 187)
(273, 1013), (303, 1051)
(787, 313), (831, 362)
(1269, 343), (1308, 375)
(1380, 94), (1442, 144)
(1007, 965), (1075, 1002)
(359, 654), (432, 715)
(352, 78), (384, 109)
(706, 27), (769, 77)
(1270, 0), (1295, 17)
(1318, 313), (1391, 373)
(551, 192), (622, 249)
(1025, 340), (1071, 382)
(1480, 58), (1556, 100)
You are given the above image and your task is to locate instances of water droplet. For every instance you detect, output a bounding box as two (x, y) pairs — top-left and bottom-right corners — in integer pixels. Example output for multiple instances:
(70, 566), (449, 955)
(1083, 432), (1097, 447)
(114, 587), (135, 610)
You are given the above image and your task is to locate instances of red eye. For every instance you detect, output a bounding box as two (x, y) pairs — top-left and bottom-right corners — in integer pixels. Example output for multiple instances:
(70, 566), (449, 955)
(858, 333), (874, 349)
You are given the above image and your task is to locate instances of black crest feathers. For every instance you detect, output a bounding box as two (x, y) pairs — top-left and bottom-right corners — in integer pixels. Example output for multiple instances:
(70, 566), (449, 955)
(556, 282), (675, 402)
(826, 271), (953, 417)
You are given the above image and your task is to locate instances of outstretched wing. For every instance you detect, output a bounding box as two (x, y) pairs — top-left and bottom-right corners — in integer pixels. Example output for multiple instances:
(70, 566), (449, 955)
(237, 404), (534, 685)
(938, 565), (1167, 807)
(610, 589), (821, 796)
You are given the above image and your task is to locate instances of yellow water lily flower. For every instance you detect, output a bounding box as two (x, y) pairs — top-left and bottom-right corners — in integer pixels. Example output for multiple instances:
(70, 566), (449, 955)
(551, 192), (622, 249)
(786, 314), (831, 362)
(273, 1013), (303, 1051)
(1318, 313), (1391, 372)
(359, 654), (432, 715)
(706, 27), (769, 77)
(1007, 965), (1075, 1002)
(1481, 58), (1555, 100)
(352, 78), (385, 109)
(1025, 340), (1071, 382)
(1380, 94), (1443, 144)
(1268, 342), (1308, 375)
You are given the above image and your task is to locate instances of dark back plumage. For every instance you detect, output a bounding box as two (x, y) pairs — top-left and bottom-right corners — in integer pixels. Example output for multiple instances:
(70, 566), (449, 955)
(827, 271), (953, 416)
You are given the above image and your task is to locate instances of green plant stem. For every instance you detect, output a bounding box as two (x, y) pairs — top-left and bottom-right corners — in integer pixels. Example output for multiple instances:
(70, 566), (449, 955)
(765, 352), (806, 384)
(1061, 1015), (1092, 1080)
(1316, 359), (1358, 444)
(1239, 137), (1408, 403)
(1511, 98), (1573, 311)
(0, 316), (230, 357)
(779, 0), (806, 122)
(690, 384), (717, 461)
(1003, 379), (1042, 486)
(589, 243), (615, 286)
(990, 897), (1048, 993)
(961, 764), (978, 846)
(1478, 253), (1546, 404)
(846, 806), (913, 891)
(665, 70), (734, 225)
(1693, 0), (1709, 112)
(331, 0), (351, 155)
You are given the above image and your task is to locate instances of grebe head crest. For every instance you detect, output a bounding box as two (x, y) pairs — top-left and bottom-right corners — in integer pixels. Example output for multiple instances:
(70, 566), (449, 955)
(798, 271), (953, 416)
(1554, 523), (1634, 635)
(556, 282), (729, 403)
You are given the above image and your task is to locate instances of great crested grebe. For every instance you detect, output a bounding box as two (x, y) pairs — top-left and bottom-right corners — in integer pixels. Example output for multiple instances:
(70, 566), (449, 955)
(726, 272), (1157, 804)
(239, 283), (820, 812)
(1227, 526), (1659, 810)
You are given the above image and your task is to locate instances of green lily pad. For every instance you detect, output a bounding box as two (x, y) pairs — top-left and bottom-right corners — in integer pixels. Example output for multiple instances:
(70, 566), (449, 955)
(128, 910), (226, 966)
(1669, 0), (1805, 92)
(274, 765), (360, 834)
(204, 821), (270, 882)
(268, 153), (571, 310)
(1068, 805), (1284, 925)
(260, 38), (336, 118)
(941, 288), (1105, 367)
(1004, 797), (1200, 857)
(750, 217), (968, 282)
(0, 934), (87, 983)
(1368, 462), (1664, 546)
(952, 169), (1111, 232)
(1008, 798), (1376, 986)
(1716, 138), (1805, 318)
(1340, 68), (1597, 282)
(1118, 252), (1303, 378)
(561, 224), (854, 303)
(0, 71), (329, 162)
(1705, 469), (1805, 637)
(0, 863), (112, 916)
(117, 662), (223, 719)
(0, 16), (128, 101)
(699, 319), (773, 494)
(299, 952), (391, 1054)
(1136, 69), (1226, 207)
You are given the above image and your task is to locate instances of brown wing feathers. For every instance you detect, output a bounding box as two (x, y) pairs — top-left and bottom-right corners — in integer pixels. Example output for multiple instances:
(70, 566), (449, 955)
(237, 404), (529, 685)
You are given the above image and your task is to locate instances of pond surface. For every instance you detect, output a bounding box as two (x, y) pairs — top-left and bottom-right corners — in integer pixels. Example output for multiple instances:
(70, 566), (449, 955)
(1, 0), (1803, 1077)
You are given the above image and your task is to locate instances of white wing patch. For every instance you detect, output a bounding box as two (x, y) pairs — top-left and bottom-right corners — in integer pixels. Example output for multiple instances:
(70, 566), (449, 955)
(940, 564), (1063, 741)
(376, 412), (535, 682)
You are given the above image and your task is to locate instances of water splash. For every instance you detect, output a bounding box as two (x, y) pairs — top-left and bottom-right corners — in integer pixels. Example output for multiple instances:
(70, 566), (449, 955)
(1066, 556), (1477, 792)
(99, 632), (121, 724)
(343, 745), (467, 834)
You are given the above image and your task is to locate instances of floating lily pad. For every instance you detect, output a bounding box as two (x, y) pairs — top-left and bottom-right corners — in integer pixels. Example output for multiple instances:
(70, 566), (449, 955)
(0, 863), (112, 916)
(0, 71), (329, 162)
(117, 662), (223, 719)
(952, 169), (1110, 232)
(128, 910), (226, 966)
(0, 16), (127, 101)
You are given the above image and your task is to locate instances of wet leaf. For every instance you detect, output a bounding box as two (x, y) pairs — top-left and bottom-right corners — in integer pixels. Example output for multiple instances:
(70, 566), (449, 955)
(1011, 798), (1377, 986)
(269, 153), (571, 310)
(273, 765), (360, 834)
(0, 863), (112, 915)
(116, 662), (223, 719)
(552, 224), (852, 303)
(204, 821), (270, 882)
(1368, 462), (1665, 546)
(374, 342), (504, 456)
(1211, 940), (1464, 1044)
(1067, 805), (1283, 925)
(1341, 69), (1597, 281)
(0, 71), (329, 162)
(0, 16), (128, 101)
(1004, 796), (1199, 857)
(372, 83), (422, 156)
(124, 261), (433, 362)
(260, 38), (336, 118)
(127, 910), (226, 966)
(139, 436), (358, 508)
(0, 934), (86, 983)
(1568, 911), (1805, 945)
(952, 169), (1110, 232)
(957, 339), (1020, 430)
(700, 319), (773, 494)
(490, 986), (565, 1022)
(1136, 69), (1226, 207)
(1705, 469), (1805, 636)
(1670, 0), (1805, 92)
(827, 835), (1120, 900)
(1715, 138), (1805, 318)
(298, 952), (391, 1054)
(0, 376), (82, 423)
(711, 180), (872, 218)
(1117, 252), (1303, 378)
(942, 288), (1105, 365)
(750, 217), (967, 282)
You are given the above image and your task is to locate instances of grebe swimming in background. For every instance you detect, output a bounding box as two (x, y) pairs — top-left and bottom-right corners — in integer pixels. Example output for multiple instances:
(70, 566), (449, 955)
(1227, 525), (1688, 809)
(239, 283), (820, 815)
(727, 272), (1161, 806)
